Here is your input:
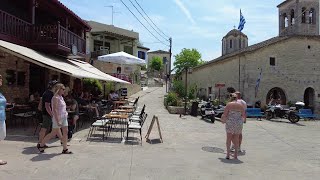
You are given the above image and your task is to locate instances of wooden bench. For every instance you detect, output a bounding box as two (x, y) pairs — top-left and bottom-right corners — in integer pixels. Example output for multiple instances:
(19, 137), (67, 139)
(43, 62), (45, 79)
(246, 108), (264, 120)
(296, 109), (318, 119)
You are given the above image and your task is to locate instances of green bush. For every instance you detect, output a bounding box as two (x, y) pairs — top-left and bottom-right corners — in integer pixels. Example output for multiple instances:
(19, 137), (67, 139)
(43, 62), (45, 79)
(172, 80), (185, 98)
(166, 92), (178, 106)
(83, 78), (103, 92)
(188, 84), (197, 100)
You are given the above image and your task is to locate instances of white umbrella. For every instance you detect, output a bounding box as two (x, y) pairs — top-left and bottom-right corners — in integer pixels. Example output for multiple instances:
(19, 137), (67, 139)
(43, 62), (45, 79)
(97, 51), (146, 65)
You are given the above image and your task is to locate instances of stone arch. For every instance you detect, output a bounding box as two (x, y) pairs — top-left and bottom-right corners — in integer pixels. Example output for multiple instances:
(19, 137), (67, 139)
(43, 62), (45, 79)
(304, 87), (315, 110)
(266, 87), (287, 105)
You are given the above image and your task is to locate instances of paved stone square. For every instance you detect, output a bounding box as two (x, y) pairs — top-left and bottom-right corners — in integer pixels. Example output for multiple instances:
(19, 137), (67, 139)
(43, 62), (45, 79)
(1, 87), (320, 180)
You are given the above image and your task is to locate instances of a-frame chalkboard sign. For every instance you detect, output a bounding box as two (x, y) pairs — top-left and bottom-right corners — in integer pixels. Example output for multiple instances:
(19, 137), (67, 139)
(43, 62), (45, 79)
(145, 115), (163, 143)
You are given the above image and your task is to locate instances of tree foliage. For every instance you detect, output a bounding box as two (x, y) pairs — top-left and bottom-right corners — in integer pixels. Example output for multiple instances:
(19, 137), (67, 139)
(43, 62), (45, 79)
(174, 48), (202, 76)
(150, 56), (163, 71)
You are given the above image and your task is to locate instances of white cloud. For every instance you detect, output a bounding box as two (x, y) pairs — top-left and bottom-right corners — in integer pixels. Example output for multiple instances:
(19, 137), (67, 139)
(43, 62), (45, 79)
(174, 0), (196, 25)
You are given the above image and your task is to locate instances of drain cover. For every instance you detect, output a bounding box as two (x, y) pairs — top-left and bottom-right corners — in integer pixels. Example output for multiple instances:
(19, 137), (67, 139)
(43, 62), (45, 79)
(202, 146), (224, 153)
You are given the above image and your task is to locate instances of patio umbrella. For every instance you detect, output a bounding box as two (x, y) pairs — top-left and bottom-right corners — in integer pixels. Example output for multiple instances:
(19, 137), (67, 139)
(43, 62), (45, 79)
(97, 51), (146, 65)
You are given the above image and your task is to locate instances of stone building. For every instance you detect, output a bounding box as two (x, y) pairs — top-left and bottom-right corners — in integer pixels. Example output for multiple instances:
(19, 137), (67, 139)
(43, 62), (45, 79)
(186, 0), (320, 111)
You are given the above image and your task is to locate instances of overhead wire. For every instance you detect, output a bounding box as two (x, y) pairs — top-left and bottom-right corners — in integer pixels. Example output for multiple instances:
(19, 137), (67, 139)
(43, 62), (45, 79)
(133, 0), (170, 39)
(120, 0), (170, 47)
(128, 0), (169, 42)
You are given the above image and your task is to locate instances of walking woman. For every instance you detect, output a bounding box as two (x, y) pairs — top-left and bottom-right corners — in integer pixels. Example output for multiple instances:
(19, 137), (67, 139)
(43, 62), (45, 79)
(221, 93), (246, 160)
(38, 83), (72, 154)
(0, 74), (8, 165)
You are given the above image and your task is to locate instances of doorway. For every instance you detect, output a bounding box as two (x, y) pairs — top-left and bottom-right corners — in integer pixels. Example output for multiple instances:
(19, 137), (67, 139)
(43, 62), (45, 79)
(266, 87), (286, 105)
(304, 87), (315, 111)
(29, 64), (46, 95)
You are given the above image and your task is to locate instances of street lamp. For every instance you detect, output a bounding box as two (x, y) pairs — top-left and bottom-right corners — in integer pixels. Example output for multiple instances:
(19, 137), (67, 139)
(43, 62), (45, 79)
(165, 61), (168, 93)
(184, 67), (192, 115)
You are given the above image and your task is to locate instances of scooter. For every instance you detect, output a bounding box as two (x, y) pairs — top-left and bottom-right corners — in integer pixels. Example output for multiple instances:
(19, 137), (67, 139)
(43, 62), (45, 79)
(199, 99), (215, 123)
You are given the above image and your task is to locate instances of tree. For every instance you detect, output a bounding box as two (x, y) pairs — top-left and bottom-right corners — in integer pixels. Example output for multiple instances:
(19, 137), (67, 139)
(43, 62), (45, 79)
(150, 56), (163, 71)
(174, 48), (202, 76)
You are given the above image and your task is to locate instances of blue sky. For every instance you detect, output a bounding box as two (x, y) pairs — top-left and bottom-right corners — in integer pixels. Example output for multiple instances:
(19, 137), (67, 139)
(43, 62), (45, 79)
(60, 0), (283, 62)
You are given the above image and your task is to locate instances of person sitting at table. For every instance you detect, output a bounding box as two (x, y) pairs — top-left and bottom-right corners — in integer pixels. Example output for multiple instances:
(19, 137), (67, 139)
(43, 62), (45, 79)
(77, 92), (100, 117)
(109, 90), (119, 101)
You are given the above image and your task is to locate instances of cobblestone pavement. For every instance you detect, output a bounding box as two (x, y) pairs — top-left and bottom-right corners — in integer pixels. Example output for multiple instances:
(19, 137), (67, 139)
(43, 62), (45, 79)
(0, 87), (320, 180)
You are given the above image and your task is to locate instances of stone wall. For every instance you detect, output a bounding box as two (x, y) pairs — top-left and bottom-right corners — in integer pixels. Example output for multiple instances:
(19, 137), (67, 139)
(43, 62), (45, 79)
(0, 51), (30, 102)
(186, 36), (320, 112)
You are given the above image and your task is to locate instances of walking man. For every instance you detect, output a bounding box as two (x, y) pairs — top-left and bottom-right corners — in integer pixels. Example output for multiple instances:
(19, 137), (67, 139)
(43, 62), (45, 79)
(37, 80), (62, 149)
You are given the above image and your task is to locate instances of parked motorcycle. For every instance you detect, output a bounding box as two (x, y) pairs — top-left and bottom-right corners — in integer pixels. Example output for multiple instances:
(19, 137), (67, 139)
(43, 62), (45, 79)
(199, 99), (215, 123)
(287, 101), (305, 123)
(265, 104), (288, 120)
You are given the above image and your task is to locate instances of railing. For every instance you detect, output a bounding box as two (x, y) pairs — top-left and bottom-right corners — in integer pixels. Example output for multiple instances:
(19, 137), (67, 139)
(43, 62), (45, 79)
(58, 23), (85, 54)
(112, 73), (132, 83)
(0, 10), (86, 54)
(0, 9), (31, 42)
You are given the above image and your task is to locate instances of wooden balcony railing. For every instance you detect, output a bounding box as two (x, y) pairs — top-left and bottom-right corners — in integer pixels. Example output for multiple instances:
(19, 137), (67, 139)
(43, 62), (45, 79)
(0, 10), (32, 43)
(0, 9), (86, 55)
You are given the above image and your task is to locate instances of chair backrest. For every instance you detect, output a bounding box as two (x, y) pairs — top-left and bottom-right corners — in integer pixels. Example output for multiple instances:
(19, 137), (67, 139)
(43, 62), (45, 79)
(133, 97), (139, 108)
(140, 113), (148, 127)
(139, 104), (146, 118)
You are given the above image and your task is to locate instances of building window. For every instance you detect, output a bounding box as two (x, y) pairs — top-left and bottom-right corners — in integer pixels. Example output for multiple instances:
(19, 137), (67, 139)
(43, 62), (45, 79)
(290, 9), (295, 25)
(229, 39), (233, 48)
(117, 67), (121, 74)
(302, 7), (306, 23)
(138, 51), (146, 59)
(124, 46), (133, 55)
(5, 69), (16, 85)
(309, 8), (316, 24)
(284, 13), (288, 27)
(17, 72), (26, 86)
(208, 87), (212, 95)
(270, 57), (276, 66)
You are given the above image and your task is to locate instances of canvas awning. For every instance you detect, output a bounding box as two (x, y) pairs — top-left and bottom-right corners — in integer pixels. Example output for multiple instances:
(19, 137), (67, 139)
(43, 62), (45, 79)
(0, 40), (129, 83)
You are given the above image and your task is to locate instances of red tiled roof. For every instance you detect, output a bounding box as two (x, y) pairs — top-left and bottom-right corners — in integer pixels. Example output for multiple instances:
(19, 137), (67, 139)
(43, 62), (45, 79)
(53, 0), (91, 30)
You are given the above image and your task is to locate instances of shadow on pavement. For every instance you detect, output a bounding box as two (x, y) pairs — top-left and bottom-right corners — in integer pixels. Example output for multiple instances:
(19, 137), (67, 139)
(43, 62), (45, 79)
(30, 153), (61, 162)
(146, 138), (162, 144)
(265, 119), (306, 126)
(201, 146), (224, 153)
(218, 158), (243, 164)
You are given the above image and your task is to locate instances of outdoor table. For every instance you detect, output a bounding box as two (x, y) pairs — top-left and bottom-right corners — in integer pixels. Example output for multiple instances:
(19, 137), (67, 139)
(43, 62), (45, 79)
(113, 100), (128, 109)
(112, 109), (133, 114)
(119, 105), (135, 110)
(103, 113), (128, 138)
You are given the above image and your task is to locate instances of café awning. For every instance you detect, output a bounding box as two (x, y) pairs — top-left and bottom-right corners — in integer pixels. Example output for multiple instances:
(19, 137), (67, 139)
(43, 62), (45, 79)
(0, 40), (128, 83)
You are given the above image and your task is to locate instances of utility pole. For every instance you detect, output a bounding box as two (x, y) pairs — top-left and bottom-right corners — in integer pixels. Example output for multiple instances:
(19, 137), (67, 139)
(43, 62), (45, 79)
(105, 6), (120, 25)
(167, 37), (172, 93)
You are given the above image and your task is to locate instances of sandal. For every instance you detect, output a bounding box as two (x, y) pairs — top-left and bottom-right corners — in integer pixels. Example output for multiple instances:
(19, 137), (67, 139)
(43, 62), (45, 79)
(0, 160), (7, 165)
(37, 145), (45, 153)
(225, 156), (230, 160)
(62, 149), (73, 154)
(37, 143), (48, 149)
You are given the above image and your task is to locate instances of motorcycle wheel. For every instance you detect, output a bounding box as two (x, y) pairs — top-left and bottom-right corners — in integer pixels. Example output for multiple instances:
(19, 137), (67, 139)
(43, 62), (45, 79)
(210, 115), (215, 123)
(288, 113), (299, 123)
(266, 111), (272, 120)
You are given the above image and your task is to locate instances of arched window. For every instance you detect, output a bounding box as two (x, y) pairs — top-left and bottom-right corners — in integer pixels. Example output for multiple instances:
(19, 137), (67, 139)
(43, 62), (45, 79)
(309, 8), (316, 24)
(229, 39), (233, 48)
(290, 9), (295, 25)
(284, 13), (288, 27)
(302, 7), (306, 23)
(117, 67), (121, 74)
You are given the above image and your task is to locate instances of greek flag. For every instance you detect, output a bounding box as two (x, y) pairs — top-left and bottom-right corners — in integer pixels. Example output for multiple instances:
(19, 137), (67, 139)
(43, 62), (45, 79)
(238, 10), (246, 31)
(255, 68), (262, 98)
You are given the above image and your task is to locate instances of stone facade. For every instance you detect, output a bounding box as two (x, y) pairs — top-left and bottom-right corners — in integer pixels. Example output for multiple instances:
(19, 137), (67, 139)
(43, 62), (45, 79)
(187, 36), (320, 112)
(278, 0), (319, 36)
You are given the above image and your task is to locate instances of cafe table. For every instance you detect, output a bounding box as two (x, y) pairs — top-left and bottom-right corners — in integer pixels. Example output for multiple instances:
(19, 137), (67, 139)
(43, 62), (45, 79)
(103, 113), (129, 138)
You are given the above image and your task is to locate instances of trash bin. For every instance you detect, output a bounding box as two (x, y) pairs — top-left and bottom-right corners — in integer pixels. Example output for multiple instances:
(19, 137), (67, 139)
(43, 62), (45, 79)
(191, 101), (199, 117)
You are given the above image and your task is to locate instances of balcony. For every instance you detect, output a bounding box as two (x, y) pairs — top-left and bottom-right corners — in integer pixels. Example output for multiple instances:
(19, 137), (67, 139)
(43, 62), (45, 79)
(111, 73), (132, 83)
(91, 49), (115, 59)
(0, 9), (86, 55)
